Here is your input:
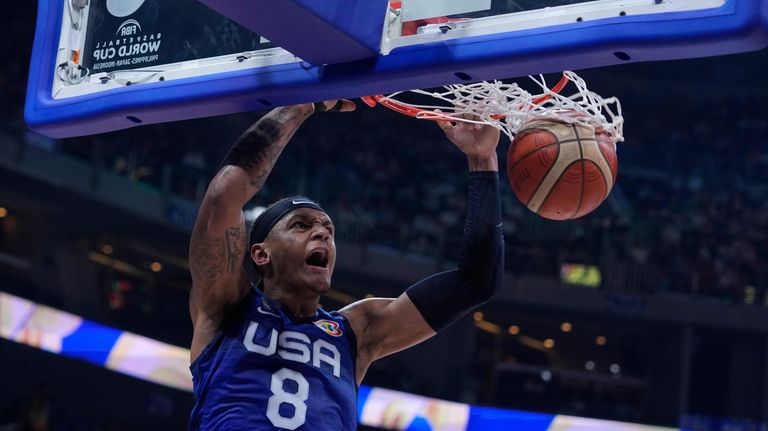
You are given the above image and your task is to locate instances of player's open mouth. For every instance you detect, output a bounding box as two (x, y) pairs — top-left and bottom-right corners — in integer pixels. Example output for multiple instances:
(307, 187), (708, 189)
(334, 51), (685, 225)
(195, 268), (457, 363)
(305, 249), (329, 269)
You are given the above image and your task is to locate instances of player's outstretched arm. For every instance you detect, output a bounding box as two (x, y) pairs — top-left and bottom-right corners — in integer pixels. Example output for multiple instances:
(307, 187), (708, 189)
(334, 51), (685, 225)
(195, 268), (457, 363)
(341, 121), (504, 384)
(189, 101), (354, 361)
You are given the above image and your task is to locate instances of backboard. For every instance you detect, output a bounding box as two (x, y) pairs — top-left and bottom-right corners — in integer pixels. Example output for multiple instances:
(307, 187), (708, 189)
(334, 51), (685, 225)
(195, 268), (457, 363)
(25, 0), (768, 138)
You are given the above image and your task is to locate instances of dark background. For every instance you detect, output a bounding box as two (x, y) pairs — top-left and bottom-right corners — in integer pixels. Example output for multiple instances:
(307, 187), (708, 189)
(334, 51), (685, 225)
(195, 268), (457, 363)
(2, 0), (768, 430)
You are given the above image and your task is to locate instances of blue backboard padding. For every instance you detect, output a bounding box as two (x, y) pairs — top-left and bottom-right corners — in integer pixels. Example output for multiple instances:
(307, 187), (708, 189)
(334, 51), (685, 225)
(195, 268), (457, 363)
(466, 406), (556, 431)
(61, 320), (123, 366)
(197, 0), (388, 65)
(26, 0), (768, 138)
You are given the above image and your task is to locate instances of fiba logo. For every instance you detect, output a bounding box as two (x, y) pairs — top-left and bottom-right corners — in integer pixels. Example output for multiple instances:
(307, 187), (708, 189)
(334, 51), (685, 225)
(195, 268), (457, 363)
(106, 0), (146, 17)
(116, 19), (142, 37)
(314, 320), (343, 337)
(93, 17), (161, 64)
(92, 14), (162, 70)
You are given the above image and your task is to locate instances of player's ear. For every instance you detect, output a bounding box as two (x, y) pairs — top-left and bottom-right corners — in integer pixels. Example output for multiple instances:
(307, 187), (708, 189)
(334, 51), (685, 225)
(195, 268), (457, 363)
(252, 243), (270, 267)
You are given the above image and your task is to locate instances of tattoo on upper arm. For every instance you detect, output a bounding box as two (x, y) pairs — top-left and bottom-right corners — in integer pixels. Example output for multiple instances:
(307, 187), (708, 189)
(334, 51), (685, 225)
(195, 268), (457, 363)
(189, 224), (245, 289)
(225, 228), (244, 273)
(250, 168), (269, 188)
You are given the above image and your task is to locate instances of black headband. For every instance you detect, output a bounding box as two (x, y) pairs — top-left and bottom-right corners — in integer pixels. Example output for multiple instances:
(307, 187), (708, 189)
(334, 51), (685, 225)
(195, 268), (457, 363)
(250, 197), (325, 244)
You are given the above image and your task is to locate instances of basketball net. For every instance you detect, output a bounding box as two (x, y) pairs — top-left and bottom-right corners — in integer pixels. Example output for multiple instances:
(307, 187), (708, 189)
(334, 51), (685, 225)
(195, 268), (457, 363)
(361, 71), (624, 143)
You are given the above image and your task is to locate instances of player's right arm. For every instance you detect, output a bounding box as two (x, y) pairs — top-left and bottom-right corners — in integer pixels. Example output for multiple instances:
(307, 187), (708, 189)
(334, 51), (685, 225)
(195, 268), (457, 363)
(341, 121), (504, 383)
(188, 103), (352, 362)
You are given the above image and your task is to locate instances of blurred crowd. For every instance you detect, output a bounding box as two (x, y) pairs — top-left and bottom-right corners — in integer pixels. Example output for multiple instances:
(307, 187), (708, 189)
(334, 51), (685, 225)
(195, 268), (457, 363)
(39, 86), (768, 304)
(4, 3), (767, 305)
(6, 71), (768, 306)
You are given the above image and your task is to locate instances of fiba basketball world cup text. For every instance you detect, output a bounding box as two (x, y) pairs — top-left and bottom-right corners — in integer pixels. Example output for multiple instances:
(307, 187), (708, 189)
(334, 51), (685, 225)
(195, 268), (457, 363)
(91, 19), (162, 71)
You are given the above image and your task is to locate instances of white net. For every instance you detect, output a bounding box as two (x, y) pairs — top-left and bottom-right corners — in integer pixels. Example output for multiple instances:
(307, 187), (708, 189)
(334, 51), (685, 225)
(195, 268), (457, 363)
(377, 71), (624, 142)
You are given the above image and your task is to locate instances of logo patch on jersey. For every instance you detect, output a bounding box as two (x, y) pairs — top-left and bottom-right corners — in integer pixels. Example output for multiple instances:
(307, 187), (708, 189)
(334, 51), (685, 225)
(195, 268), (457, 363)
(314, 319), (343, 337)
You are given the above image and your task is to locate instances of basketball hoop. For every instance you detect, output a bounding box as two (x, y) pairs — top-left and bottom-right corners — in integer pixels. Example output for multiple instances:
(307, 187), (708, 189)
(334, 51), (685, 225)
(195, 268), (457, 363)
(361, 71), (624, 142)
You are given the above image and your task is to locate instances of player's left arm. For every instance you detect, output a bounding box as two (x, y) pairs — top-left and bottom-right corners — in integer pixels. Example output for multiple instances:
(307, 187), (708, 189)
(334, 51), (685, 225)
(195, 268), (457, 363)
(341, 120), (504, 384)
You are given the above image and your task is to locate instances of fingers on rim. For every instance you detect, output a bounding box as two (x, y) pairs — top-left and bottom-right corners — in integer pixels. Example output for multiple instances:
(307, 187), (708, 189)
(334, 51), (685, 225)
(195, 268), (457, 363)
(436, 117), (453, 131)
(313, 100), (357, 113)
(340, 99), (357, 112)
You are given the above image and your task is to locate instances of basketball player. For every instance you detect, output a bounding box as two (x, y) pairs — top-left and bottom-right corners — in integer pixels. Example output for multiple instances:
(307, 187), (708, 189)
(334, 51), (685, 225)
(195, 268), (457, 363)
(188, 101), (504, 430)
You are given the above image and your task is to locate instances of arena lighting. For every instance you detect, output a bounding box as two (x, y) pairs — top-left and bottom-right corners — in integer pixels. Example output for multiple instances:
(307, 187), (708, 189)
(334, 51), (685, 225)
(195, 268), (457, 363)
(150, 261), (162, 272)
(0, 290), (192, 391)
(585, 361), (596, 371)
(474, 319), (501, 334)
(560, 322), (573, 332)
(0, 291), (682, 430)
(88, 252), (147, 278)
(0, 207), (7, 218)
(473, 311), (484, 321)
(100, 244), (114, 255)
(540, 370), (553, 382)
(560, 263), (601, 287)
(543, 338), (555, 349)
(508, 325), (520, 335)
(596, 336), (608, 346)
(744, 286), (757, 304)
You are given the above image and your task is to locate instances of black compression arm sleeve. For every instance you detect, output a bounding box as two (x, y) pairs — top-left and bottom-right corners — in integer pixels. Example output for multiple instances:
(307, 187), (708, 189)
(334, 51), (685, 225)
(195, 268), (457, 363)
(405, 171), (505, 332)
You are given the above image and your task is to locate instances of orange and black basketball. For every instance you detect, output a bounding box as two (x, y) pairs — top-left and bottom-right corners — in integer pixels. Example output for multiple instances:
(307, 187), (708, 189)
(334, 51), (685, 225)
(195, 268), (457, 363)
(506, 118), (618, 221)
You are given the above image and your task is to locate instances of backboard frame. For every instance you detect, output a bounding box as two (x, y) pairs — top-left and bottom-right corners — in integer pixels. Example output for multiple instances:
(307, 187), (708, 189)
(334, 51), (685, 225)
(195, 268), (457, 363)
(25, 0), (768, 138)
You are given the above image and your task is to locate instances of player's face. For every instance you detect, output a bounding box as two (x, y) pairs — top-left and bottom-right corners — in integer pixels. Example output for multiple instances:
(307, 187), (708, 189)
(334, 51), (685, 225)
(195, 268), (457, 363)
(265, 208), (336, 294)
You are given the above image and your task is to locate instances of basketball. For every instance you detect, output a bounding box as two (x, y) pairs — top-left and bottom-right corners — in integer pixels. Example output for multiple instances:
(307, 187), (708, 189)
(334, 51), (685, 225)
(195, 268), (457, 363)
(506, 118), (618, 221)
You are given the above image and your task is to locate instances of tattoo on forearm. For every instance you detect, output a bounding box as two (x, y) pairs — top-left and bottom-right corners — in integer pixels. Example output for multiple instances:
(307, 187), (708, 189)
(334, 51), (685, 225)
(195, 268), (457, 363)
(222, 118), (282, 171)
(220, 108), (308, 185)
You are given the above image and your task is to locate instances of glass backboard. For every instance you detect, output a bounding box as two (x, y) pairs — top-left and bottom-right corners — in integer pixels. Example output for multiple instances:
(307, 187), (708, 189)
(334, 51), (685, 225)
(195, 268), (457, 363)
(25, 0), (768, 137)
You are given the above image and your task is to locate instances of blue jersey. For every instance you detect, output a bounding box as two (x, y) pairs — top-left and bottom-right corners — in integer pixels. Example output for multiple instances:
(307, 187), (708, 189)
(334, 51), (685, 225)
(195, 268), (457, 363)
(190, 287), (358, 430)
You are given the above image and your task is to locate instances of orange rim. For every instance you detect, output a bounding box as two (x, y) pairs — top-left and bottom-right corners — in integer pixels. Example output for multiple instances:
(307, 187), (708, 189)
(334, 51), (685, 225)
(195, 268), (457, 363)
(362, 73), (571, 122)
